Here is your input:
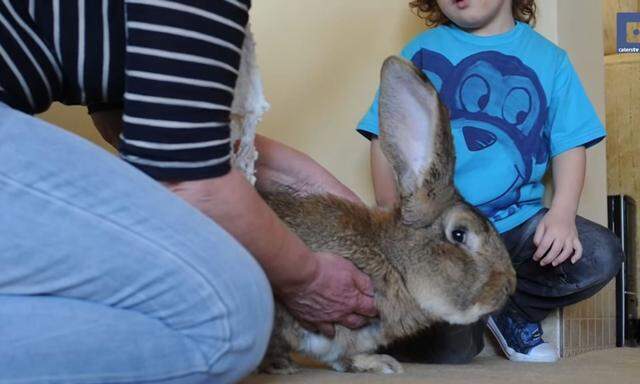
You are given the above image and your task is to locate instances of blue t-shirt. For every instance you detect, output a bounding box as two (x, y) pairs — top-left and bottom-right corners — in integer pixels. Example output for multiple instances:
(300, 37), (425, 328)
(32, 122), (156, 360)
(357, 21), (606, 233)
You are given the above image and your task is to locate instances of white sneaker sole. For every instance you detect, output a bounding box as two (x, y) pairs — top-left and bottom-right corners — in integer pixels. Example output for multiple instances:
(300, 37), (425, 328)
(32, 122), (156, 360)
(487, 317), (559, 363)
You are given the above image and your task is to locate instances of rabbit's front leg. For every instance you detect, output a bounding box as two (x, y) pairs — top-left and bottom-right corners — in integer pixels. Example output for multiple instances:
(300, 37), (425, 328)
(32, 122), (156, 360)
(258, 314), (301, 375)
(258, 337), (301, 375)
(337, 353), (404, 374)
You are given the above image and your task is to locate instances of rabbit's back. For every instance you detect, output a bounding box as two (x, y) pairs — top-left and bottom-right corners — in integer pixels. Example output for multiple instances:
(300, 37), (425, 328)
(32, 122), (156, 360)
(259, 190), (393, 263)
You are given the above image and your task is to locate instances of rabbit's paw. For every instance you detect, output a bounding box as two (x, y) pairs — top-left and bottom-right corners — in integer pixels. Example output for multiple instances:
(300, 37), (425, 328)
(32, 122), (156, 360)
(258, 356), (301, 375)
(346, 353), (404, 374)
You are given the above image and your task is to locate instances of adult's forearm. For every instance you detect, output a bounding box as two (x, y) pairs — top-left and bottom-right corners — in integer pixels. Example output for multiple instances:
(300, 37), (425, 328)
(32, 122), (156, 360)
(550, 146), (586, 215)
(164, 169), (317, 294)
(254, 134), (362, 204)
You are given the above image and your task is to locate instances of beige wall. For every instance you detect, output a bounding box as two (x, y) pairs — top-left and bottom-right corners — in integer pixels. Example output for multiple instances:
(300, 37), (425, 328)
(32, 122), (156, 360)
(40, 104), (114, 152)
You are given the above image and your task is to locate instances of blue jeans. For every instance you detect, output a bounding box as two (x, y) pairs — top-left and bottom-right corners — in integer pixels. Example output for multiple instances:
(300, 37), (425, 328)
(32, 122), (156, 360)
(0, 103), (274, 383)
(502, 207), (623, 321)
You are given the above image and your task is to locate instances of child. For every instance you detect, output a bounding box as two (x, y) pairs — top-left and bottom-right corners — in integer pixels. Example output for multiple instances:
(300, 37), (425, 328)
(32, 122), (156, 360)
(357, 0), (623, 363)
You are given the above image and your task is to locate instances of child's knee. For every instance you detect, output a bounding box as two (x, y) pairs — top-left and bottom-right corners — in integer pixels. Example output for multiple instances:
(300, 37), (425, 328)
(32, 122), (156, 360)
(579, 221), (623, 285)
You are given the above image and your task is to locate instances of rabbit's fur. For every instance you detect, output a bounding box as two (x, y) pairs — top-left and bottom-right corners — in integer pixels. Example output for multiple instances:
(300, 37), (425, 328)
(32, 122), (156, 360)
(257, 56), (516, 375)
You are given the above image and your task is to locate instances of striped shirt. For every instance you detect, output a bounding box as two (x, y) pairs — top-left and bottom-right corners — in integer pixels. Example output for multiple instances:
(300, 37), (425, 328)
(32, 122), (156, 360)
(0, 0), (250, 180)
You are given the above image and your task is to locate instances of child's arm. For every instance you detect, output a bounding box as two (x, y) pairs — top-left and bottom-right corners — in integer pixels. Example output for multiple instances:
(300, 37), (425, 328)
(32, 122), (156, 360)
(370, 139), (399, 208)
(532, 147), (586, 266)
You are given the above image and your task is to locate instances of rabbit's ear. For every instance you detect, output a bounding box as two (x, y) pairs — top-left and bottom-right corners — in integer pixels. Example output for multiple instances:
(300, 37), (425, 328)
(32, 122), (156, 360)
(379, 56), (456, 227)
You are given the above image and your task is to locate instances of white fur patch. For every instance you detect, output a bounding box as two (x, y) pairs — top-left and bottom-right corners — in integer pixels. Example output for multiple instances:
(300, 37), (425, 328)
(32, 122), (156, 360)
(416, 293), (490, 325)
(354, 323), (382, 351)
(298, 332), (345, 363)
(297, 323), (383, 365)
(229, 24), (269, 185)
(442, 303), (491, 324)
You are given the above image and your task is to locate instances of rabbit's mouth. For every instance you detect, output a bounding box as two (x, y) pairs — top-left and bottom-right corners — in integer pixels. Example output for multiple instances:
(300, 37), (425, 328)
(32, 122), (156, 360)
(471, 268), (517, 310)
(414, 291), (495, 325)
(437, 295), (510, 325)
(435, 269), (515, 324)
(436, 301), (494, 325)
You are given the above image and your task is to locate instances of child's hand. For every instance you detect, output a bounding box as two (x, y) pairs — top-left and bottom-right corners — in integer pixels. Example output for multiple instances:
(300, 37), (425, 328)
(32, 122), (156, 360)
(532, 208), (582, 267)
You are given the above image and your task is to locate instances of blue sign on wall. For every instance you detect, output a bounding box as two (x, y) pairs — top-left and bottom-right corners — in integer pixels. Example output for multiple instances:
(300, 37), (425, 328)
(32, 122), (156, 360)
(617, 12), (640, 54)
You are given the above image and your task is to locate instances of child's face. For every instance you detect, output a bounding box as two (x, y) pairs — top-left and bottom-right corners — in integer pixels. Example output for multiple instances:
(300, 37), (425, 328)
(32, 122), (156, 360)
(436, 0), (512, 30)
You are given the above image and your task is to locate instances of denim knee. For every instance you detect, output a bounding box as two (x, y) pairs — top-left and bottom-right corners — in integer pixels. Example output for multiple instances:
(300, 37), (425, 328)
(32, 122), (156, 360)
(583, 225), (624, 287)
(155, 240), (274, 382)
(224, 256), (274, 377)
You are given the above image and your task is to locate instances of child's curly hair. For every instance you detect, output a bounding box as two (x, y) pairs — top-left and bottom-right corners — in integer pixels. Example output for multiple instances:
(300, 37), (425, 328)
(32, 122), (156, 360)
(410, 0), (536, 27)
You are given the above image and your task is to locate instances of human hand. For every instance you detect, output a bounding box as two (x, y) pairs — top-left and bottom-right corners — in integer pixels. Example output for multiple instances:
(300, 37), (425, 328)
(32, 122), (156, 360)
(533, 208), (583, 267)
(277, 251), (378, 338)
(163, 176), (378, 338)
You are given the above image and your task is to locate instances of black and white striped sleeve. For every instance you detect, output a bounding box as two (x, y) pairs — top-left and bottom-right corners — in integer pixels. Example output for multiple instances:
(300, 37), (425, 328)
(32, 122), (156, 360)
(120, 0), (249, 181)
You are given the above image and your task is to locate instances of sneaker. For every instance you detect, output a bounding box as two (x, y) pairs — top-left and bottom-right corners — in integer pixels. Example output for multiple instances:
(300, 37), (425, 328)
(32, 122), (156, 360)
(487, 311), (559, 363)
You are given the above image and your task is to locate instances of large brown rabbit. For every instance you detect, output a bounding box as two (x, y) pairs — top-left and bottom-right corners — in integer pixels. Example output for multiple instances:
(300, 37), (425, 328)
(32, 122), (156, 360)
(257, 56), (516, 375)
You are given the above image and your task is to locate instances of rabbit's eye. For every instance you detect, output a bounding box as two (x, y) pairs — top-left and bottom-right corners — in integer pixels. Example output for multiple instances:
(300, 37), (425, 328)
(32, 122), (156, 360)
(451, 229), (466, 243)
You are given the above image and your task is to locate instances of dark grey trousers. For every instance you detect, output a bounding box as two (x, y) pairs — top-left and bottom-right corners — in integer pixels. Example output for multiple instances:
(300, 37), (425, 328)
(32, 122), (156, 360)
(382, 208), (624, 363)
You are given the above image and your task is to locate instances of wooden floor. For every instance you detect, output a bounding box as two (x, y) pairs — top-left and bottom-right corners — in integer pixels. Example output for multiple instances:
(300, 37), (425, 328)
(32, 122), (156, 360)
(242, 348), (640, 384)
